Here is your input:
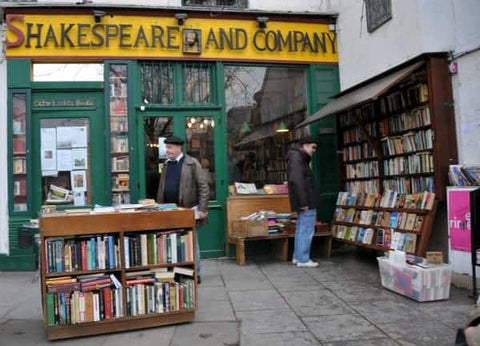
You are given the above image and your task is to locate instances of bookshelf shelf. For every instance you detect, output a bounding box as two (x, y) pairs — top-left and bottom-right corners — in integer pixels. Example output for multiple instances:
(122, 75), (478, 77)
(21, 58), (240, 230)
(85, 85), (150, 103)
(343, 176), (381, 182)
(332, 221), (422, 235)
(40, 209), (197, 340)
(125, 262), (195, 271)
(45, 268), (122, 278)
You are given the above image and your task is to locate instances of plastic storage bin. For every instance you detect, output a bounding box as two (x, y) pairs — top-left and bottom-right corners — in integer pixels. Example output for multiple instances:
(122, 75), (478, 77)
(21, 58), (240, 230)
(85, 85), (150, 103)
(377, 256), (451, 302)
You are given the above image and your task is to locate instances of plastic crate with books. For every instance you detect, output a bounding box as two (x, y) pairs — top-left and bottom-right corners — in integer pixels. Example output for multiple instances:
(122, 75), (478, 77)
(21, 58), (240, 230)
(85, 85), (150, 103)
(377, 252), (451, 302)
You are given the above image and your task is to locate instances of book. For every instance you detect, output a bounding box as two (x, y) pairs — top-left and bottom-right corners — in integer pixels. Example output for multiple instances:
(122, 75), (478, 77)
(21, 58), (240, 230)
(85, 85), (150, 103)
(376, 229), (385, 246)
(404, 213), (417, 231)
(363, 228), (374, 244)
(413, 215), (424, 232)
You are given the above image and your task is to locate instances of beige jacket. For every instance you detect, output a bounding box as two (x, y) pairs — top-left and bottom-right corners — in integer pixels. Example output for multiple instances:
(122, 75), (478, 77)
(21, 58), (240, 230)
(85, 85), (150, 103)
(156, 154), (209, 212)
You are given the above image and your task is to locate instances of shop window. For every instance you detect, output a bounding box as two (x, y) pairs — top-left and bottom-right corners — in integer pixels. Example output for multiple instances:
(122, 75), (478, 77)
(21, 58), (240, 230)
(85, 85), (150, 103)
(109, 64), (131, 205)
(40, 118), (91, 206)
(224, 65), (308, 187)
(185, 116), (216, 200)
(143, 117), (173, 199)
(33, 64), (103, 82)
(182, 0), (247, 8)
(182, 63), (213, 104)
(12, 93), (28, 212)
(365, 0), (392, 33)
(140, 62), (175, 104)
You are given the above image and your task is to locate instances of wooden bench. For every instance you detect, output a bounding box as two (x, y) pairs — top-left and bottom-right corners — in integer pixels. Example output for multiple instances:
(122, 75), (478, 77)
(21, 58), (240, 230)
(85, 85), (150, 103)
(226, 195), (332, 265)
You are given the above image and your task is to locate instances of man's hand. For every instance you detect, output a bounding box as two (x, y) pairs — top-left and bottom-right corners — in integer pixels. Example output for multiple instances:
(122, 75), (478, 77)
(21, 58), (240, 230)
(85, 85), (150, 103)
(198, 211), (208, 219)
(301, 206), (309, 212)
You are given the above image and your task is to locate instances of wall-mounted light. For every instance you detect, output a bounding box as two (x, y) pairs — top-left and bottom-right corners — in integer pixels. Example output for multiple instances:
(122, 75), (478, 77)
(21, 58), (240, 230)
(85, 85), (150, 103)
(93, 10), (106, 23)
(256, 16), (269, 29)
(276, 121), (289, 133)
(175, 13), (188, 26)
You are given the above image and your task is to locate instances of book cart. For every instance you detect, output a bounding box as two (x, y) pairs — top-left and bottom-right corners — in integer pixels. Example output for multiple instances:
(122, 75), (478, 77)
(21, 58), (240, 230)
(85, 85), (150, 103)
(332, 56), (457, 256)
(40, 209), (197, 340)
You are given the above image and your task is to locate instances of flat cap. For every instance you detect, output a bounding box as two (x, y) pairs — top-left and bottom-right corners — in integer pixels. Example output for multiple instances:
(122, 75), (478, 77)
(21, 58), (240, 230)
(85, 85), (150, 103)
(164, 136), (184, 145)
(300, 136), (319, 145)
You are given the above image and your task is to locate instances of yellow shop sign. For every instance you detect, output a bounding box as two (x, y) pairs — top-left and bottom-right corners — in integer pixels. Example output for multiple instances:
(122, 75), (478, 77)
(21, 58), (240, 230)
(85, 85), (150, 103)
(6, 14), (338, 63)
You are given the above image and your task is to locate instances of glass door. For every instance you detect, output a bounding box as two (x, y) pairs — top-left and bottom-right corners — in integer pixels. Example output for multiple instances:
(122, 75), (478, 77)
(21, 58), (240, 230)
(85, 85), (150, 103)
(138, 110), (226, 258)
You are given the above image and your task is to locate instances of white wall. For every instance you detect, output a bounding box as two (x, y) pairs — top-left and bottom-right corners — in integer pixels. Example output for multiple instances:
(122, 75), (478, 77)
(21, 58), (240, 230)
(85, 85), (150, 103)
(0, 24), (9, 255)
(450, 0), (480, 165)
(332, 0), (457, 90)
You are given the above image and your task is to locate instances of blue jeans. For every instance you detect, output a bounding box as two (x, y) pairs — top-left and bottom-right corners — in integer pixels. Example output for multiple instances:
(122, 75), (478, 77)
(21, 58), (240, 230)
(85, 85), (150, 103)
(196, 230), (201, 276)
(293, 209), (317, 263)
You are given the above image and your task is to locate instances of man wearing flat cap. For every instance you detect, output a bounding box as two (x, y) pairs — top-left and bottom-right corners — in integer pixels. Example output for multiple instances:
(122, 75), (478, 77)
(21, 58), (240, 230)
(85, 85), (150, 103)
(157, 136), (209, 283)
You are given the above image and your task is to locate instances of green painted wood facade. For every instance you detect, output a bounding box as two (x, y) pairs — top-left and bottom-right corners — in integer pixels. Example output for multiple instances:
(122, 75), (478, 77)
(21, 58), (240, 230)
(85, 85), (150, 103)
(2, 59), (340, 270)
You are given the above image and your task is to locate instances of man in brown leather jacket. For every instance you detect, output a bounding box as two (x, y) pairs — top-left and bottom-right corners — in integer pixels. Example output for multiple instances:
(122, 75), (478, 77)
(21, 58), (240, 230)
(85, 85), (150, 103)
(156, 136), (209, 283)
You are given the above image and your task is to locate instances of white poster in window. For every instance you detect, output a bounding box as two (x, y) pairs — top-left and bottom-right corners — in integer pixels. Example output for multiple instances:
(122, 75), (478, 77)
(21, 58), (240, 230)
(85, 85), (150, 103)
(158, 137), (167, 159)
(57, 149), (73, 171)
(41, 128), (56, 149)
(71, 170), (87, 192)
(72, 148), (88, 170)
(57, 127), (74, 149)
(41, 148), (57, 171)
(71, 126), (88, 148)
(73, 191), (86, 206)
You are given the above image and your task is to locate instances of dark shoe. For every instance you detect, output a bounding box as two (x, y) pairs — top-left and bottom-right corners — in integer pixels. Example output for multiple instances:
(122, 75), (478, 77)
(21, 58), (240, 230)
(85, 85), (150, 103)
(197, 276), (201, 285)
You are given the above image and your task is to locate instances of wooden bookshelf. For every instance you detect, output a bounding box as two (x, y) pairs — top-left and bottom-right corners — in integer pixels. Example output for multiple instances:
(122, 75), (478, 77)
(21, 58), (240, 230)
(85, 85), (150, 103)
(337, 57), (457, 201)
(40, 209), (197, 340)
(332, 191), (436, 256)
(333, 57), (456, 254)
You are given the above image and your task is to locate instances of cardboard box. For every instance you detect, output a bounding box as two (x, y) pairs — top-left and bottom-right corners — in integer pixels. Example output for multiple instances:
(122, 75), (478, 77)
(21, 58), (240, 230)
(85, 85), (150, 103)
(377, 256), (451, 302)
(231, 220), (269, 237)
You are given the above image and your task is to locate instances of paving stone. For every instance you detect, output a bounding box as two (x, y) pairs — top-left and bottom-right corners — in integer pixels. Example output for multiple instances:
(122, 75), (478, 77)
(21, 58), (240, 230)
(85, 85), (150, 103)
(240, 331), (320, 346)
(170, 321), (239, 346)
(323, 337), (399, 346)
(259, 263), (322, 289)
(195, 299), (236, 322)
(347, 298), (433, 325)
(198, 286), (229, 302)
(302, 314), (385, 343)
(236, 309), (307, 334)
(229, 289), (288, 312)
(281, 289), (355, 317)
(102, 325), (175, 346)
(379, 320), (456, 346)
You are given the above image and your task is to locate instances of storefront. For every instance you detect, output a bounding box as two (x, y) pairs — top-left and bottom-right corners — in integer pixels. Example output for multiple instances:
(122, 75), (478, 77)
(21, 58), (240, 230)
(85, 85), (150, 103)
(2, 6), (339, 269)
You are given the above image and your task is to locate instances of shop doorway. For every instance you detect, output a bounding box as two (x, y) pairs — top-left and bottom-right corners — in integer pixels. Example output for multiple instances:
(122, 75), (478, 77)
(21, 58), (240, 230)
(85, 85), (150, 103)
(139, 110), (226, 259)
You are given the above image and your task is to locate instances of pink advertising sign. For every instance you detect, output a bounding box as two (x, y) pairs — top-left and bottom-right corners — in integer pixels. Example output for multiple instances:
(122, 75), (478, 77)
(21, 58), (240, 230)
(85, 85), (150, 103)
(448, 189), (472, 252)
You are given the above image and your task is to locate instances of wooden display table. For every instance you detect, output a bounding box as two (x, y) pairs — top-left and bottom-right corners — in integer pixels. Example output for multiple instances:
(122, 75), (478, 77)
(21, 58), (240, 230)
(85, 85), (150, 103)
(226, 195), (332, 265)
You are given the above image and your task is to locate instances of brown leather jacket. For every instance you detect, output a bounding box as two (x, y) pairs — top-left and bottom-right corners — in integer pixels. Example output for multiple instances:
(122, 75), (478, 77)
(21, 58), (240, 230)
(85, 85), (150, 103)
(156, 154), (209, 212)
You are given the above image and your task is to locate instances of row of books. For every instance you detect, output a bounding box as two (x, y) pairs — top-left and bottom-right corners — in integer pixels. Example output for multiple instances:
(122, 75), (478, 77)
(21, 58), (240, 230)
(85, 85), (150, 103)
(333, 225), (418, 253)
(382, 176), (434, 194)
(13, 177), (27, 196)
(345, 161), (379, 179)
(45, 236), (121, 273)
(13, 157), (27, 174)
(448, 165), (480, 186)
(380, 129), (433, 156)
(126, 279), (195, 316)
(45, 274), (123, 326)
(336, 190), (435, 210)
(110, 118), (128, 133)
(124, 230), (194, 267)
(112, 174), (130, 191)
(111, 156), (130, 172)
(111, 135), (129, 154)
(343, 143), (376, 162)
(379, 83), (428, 115)
(378, 106), (431, 136)
(345, 179), (380, 194)
(383, 153), (434, 176)
(342, 123), (377, 144)
(339, 104), (376, 128)
(334, 208), (424, 231)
